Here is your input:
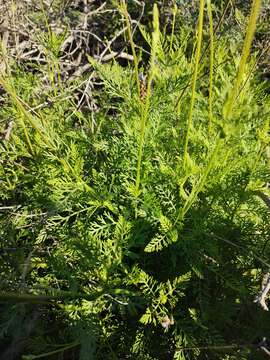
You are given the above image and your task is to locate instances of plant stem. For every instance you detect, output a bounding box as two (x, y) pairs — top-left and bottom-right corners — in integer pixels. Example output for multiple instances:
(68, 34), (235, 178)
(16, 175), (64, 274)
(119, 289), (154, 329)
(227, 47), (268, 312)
(0, 289), (104, 303)
(207, 0), (214, 132)
(183, 0), (205, 170)
(177, 136), (221, 223)
(22, 342), (80, 359)
(224, 0), (261, 119)
(135, 4), (159, 193)
(120, 0), (140, 98)
(170, 2), (177, 53)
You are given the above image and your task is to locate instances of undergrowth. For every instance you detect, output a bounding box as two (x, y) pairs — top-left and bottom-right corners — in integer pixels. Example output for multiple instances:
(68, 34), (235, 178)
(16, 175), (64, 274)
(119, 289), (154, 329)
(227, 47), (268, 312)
(1, 1), (270, 359)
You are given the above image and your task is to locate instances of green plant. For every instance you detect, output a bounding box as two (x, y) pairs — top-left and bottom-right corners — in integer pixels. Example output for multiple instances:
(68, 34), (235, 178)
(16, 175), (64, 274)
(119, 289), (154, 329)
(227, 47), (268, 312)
(1, 1), (270, 360)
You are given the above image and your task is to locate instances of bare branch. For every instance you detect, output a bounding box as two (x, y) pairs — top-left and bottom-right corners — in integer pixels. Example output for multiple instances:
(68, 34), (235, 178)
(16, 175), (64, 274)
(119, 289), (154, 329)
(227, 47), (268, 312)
(254, 273), (270, 311)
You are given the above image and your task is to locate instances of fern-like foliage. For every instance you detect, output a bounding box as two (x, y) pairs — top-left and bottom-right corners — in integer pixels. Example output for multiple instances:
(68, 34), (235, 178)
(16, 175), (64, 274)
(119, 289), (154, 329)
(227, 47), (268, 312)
(1, 2), (270, 360)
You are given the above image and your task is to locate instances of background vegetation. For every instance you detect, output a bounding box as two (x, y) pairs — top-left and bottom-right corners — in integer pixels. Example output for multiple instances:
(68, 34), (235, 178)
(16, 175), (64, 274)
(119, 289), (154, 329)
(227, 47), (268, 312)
(1, 1), (270, 359)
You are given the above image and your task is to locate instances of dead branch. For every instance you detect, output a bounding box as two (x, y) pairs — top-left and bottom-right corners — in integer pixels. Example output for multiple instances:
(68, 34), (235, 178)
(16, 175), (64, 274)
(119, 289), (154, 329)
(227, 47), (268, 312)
(254, 273), (270, 311)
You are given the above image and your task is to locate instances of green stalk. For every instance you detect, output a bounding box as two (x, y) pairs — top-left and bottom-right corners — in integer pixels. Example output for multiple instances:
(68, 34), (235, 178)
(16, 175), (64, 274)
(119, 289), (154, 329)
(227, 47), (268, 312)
(223, 0), (261, 119)
(183, 0), (205, 170)
(0, 76), (34, 153)
(177, 137), (222, 223)
(0, 289), (104, 303)
(22, 342), (79, 359)
(135, 4), (159, 193)
(0, 75), (56, 151)
(235, 41), (270, 101)
(170, 2), (178, 53)
(120, 0), (140, 97)
(174, 0), (230, 112)
(0, 287), (134, 304)
(206, 0), (214, 132)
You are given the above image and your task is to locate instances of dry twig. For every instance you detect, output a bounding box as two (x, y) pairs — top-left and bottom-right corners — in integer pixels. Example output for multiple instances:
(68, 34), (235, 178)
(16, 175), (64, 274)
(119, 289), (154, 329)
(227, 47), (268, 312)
(254, 273), (270, 311)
